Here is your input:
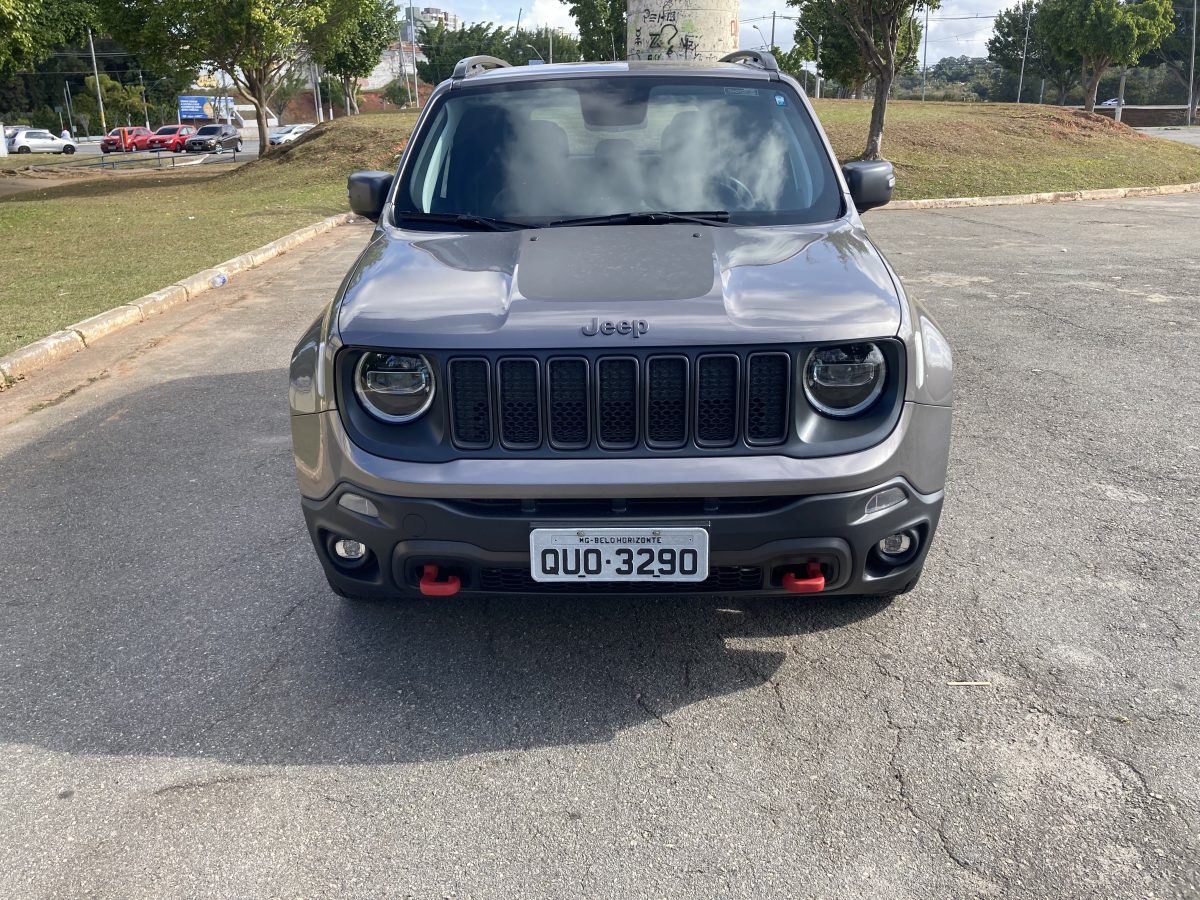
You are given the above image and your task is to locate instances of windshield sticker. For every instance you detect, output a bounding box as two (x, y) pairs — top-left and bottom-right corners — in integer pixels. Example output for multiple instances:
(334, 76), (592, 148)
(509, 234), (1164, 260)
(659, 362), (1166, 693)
(724, 87), (759, 96)
(774, 94), (787, 107)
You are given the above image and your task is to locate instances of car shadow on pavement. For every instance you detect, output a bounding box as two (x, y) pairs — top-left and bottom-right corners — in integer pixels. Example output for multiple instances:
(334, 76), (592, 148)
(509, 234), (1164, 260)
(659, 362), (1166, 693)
(0, 369), (890, 766)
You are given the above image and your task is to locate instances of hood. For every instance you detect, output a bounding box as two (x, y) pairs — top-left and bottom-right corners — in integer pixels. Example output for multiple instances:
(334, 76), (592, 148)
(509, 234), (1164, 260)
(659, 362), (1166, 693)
(336, 221), (901, 350)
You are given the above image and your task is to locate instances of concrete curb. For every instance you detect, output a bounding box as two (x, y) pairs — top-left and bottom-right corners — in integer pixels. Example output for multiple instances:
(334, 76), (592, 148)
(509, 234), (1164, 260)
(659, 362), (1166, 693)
(885, 181), (1200, 210)
(0, 212), (358, 385)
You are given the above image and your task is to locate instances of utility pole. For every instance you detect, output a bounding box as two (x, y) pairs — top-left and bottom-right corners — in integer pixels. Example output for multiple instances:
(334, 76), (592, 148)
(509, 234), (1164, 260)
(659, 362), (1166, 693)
(87, 27), (107, 134)
(1188, 0), (1197, 127)
(815, 35), (822, 99)
(771, 11), (776, 48)
(64, 82), (77, 135)
(1016, 3), (1031, 104)
(921, 3), (930, 100)
(1115, 65), (1127, 123)
(138, 70), (150, 128)
(550, 26), (554, 64)
(409, 5), (420, 106)
(313, 63), (324, 123)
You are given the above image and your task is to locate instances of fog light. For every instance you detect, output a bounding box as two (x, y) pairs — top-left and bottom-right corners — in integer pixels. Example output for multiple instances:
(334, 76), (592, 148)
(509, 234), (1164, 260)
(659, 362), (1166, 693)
(333, 539), (367, 560)
(338, 493), (379, 517)
(878, 533), (912, 556)
(865, 486), (906, 516)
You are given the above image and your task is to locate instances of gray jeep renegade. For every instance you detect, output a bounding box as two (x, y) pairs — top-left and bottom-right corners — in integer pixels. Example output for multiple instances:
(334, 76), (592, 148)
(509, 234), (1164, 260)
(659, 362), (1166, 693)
(288, 51), (953, 601)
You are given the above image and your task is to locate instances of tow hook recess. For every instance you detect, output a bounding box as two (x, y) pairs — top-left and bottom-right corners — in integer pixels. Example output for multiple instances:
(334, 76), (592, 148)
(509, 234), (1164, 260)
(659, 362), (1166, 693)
(783, 561), (826, 594)
(419, 564), (462, 597)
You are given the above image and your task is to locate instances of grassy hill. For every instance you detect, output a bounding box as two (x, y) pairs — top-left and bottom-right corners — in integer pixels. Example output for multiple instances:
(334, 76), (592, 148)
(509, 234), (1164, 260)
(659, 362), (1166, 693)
(814, 100), (1200, 199)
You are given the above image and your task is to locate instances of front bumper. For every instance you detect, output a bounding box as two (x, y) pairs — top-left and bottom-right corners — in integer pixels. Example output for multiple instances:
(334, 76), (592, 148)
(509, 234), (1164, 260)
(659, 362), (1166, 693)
(302, 478), (942, 599)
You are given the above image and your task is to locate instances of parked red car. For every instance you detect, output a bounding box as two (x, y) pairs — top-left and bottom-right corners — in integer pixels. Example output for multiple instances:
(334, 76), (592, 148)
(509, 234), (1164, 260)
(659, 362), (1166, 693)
(100, 126), (153, 153)
(145, 124), (196, 152)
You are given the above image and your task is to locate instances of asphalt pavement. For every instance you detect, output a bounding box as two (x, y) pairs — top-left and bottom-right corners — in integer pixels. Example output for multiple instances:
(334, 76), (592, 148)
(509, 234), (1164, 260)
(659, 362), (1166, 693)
(1138, 127), (1200, 149)
(0, 196), (1197, 899)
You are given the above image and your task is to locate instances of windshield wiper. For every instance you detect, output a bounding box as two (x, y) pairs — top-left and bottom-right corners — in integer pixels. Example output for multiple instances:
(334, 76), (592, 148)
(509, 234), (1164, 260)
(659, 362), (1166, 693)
(547, 211), (731, 228)
(395, 212), (530, 231)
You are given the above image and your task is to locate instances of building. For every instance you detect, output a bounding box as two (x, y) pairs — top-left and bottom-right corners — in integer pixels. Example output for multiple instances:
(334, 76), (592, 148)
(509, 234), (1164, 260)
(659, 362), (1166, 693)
(398, 5), (461, 42)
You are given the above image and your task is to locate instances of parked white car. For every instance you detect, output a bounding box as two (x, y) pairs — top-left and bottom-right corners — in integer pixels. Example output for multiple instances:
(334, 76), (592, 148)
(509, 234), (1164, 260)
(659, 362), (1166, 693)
(8, 128), (78, 155)
(1098, 98), (1122, 107)
(269, 123), (315, 145)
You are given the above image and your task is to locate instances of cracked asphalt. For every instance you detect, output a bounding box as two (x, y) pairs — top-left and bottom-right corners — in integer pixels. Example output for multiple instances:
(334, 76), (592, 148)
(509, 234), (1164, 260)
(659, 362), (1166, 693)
(1, 195), (1197, 899)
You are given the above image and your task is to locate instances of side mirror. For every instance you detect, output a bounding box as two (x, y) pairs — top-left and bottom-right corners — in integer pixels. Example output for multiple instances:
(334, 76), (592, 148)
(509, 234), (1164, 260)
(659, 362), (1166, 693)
(348, 170), (394, 222)
(842, 160), (895, 213)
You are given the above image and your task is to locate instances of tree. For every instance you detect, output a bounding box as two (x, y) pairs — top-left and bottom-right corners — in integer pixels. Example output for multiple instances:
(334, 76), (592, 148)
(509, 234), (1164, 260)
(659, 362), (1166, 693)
(792, 4), (870, 96)
(417, 21), (510, 84)
(563, 0), (625, 61)
(0, 0), (95, 75)
(1037, 0), (1173, 112)
(988, 1), (1080, 103)
(312, 0), (397, 114)
(1149, 6), (1200, 119)
(100, 0), (331, 152)
(788, 0), (933, 159)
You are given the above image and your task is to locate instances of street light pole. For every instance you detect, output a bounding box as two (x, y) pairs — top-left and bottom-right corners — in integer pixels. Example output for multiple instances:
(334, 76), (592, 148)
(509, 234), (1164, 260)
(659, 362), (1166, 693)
(771, 11), (776, 47)
(139, 70), (150, 129)
(87, 27), (107, 134)
(1017, 3), (1031, 104)
(921, 3), (930, 100)
(1188, 0), (1197, 127)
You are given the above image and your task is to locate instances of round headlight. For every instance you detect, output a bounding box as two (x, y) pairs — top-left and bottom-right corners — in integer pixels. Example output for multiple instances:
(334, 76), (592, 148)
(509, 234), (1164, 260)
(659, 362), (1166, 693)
(804, 342), (886, 417)
(354, 352), (435, 423)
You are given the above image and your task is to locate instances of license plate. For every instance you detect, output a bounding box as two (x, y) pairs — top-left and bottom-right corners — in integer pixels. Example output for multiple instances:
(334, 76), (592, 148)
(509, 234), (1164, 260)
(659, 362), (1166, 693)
(530, 527), (709, 582)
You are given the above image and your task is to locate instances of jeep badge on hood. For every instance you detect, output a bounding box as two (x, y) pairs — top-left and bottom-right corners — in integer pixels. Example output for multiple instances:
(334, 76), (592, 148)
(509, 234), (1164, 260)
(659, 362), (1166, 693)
(582, 318), (649, 338)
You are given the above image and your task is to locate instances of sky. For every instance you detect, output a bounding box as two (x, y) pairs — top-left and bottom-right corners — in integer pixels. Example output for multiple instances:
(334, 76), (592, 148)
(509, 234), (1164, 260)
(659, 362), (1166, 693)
(419, 0), (1008, 66)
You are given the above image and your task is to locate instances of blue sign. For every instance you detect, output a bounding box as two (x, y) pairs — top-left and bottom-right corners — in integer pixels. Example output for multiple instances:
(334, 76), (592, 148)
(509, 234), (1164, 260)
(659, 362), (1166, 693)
(178, 95), (235, 119)
(178, 95), (210, 119)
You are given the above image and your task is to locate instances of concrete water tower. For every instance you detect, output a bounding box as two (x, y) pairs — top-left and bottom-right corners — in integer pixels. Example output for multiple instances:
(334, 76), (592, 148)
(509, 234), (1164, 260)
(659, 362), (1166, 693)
(626, 0), (739, 61)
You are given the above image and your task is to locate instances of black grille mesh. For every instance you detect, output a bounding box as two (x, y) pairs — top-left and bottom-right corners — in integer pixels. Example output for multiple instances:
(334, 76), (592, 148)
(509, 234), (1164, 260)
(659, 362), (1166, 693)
(446, 351), (792, 452)
(597, 358), (638, 448)
(478, 566), (763, 594)
(448, 359), (491, 447)
(646, 357), (688, 447)
(547, 358), (589, 448)
(746, 353), (790, 444)
(696, 355), (739, 446)
(498, 359), (540, 448)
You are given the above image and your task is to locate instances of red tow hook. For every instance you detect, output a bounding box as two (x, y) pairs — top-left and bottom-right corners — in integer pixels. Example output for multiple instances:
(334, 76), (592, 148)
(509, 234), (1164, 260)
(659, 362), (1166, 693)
(419, 564), (462, 597)
(783, 561), (826, 594)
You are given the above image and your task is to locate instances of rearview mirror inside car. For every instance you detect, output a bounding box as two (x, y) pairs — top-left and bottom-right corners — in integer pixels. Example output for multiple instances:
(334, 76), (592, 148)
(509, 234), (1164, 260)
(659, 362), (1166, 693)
(842, 160), (895, 213)
(347, 171), (394, 222)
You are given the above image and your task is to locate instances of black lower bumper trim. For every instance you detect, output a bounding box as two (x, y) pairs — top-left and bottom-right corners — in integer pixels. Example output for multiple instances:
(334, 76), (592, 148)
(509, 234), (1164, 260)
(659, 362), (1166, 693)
(300, 477), (943, 600)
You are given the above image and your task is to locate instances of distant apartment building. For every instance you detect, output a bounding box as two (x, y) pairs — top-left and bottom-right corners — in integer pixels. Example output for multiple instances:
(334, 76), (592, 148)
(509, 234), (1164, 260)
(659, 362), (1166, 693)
(398, 5), (461, 42)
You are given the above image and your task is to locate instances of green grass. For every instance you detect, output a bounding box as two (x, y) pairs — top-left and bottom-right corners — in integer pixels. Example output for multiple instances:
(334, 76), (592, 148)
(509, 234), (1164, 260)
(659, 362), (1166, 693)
(0, 112), (417, 356)
(3, 102), (1199, 356)
(814, 100), (1200, 200)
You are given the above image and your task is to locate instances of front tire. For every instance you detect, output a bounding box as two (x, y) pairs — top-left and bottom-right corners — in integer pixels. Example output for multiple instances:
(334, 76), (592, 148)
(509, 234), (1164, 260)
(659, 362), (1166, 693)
(63, 145), (75, 155)
(235, 140), (242, 152)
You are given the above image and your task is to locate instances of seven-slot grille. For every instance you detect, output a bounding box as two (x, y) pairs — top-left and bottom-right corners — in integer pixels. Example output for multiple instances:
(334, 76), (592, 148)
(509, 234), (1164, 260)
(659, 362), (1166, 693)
(447, 351), (792, 452)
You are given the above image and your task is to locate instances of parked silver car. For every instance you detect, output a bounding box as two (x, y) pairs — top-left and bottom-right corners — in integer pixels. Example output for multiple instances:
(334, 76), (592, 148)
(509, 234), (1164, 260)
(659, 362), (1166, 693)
(269, 123), (315, 145)
(7, 128), (77, 155)
(289, 52), (954, 601)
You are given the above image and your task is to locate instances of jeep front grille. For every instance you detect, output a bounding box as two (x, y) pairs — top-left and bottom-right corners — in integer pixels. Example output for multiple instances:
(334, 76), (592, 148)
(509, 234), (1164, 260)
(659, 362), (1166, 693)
(447, 350), (792, 452)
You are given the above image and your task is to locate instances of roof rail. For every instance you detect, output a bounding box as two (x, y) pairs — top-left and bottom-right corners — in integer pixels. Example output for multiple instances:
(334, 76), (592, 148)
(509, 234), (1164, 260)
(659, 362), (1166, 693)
(452, 55), (512, 80)
(718, 50), (780, 73)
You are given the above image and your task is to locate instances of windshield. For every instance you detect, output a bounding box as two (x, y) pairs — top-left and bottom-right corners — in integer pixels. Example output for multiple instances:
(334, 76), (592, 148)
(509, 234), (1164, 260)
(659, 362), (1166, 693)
(196, 125), (220, 136)
(394, 76), (842, 227)
(156, 126), (179, 134)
